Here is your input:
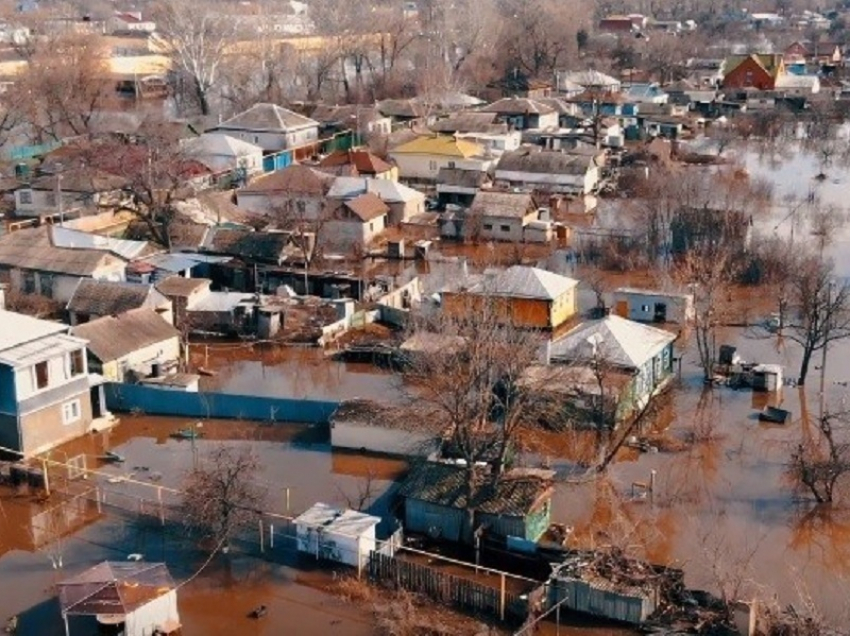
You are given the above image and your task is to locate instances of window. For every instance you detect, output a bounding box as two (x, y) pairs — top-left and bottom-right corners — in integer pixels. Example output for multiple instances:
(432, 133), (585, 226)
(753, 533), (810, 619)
(483, 223), (493, 231)
(253, 135), (260, 144)
(39, 273), (54, 298)
(500, 224), (511, 232)
(744, 70), (754, 86)
(428, 161), (437, 171)
(34, 361), (49, 389)
(296, 200), (306, 214)
(18, 190), (32, 205)
(22, 271), (36, 294)
(447, 161), (456, 169)
(62, 399), (81, 425)
(641, 304), (650, 312)
(70, 349), (85, 376)
(369, 222), (374, 231)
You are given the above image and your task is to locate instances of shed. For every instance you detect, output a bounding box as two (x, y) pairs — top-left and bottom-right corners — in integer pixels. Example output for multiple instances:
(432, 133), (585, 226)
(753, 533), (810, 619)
(612, 288), (695, 324)
(397, 462), (554, 544)
(57, 561), (180, 636)
(295, 502), (380, 570)
(752, 363), (782, 392)
(550, 575), (656, 624)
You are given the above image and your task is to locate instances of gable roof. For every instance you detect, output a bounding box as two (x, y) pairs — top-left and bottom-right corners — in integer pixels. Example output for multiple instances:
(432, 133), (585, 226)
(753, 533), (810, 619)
(0, 226), (124, 276)
(183, 133), (263, 159)
(467, 265), (578, 300)
(480, 97), (556, 115)
(549, 314), (676, 369)
(155, 276), (211, 298)
(341, 193), (389, 222)
(310, 104), (386, 127)
(213, 103), (319, 132)
(377, 98), (429, 119)
(66, 280), (166, 317)
(0, 309), (68, 353)
(497, 148), (593, 176)
(326, 176), (425, 203)
(398, 462), (554, 516)
(318, 150), (393, 174)
(58, 561), (174, 616)
(436, 167), (490, 189)
(202, 227), (294, 263)
(71, 308), (179, 362)
(430, 112), (506, 134)
(239, 164), (334, 195)
(469, 191), (535, 219)
(725, 53), (785, 78)
(390, 135), (485, 158)
(558, 70), (621, 88)
(50, 227), (154, 261)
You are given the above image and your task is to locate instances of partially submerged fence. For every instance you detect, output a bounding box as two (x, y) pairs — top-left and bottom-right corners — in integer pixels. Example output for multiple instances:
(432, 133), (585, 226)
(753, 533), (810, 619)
(104, 382), (339, 424)
(368, 551), (534, 624)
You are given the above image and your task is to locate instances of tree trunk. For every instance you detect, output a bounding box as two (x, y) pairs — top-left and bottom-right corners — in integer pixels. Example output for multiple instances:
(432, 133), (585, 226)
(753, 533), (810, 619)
(195, 79), (211, 116)
(799, 346), (814, 385)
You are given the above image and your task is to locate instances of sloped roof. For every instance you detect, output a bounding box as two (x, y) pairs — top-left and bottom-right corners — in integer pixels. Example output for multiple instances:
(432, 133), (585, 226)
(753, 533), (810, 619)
(0, 227), (123, 276)
(377, 98), (429, 119)
(549, 314), (676, 370)
(725, 53), (784, 78)
(72, 308), (179, 362)
(436, 167), (490, 189)
(51, 227), (154, 261)
(558, 70), (621, 87)
(310, 104), (385, 126)
(318, 150), (393, 174)
(58, 561), (175, 616)
(0, 309), (67, 353)
(342, 192), (389, 222)
(28, 168), (128, 193)
(398, 462), (553, 516)
(390, 135), (485, 158)
(469, 191), (534, 219)
(155, 276), (211, 297)
(469, 265), (578, 300)
(213, 103), (318, 132)
(202, 227), (293, 263)
(326, 176), (425, 203)
(183, 133), (263, 159)
(67, 280), (165, 317)
(240, 164), (334, 195)
(497, 148), (592, 176)
(481, 97), (556, 115)
(430, 112), (505, 134)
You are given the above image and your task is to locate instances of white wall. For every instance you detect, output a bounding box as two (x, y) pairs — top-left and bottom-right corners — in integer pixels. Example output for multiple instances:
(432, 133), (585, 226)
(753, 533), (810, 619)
(217, 125), (319, 152)
(496, 169), (588, 194)
(236, 191), (324, 218)
(324, 214), (386, 250)
(480, 216), (527, 242)
(14, 347), (88, 402)
(389, 153), (494, 181)
(110, 335), (180, 381)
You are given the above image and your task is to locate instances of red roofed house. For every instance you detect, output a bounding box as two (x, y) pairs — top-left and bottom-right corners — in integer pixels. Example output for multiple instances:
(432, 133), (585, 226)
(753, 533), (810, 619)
(722, 54), (786, 90)
(317, 149), (397, 180)
(325, 192), (388, 250)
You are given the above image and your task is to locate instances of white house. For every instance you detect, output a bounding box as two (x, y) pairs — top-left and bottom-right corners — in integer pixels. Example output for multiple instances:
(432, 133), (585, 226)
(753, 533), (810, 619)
(295, 502), (381, 569)
(236, 164), (334, 217)
(182, 133), (264, 175)
(612, 288), (695, 325)
(107, 11), (156, 34)
(14, 169), (130, 219)
(495, 147), (601, 195)
(326, 176), (426, 225)
(388, 135), (495, 182)
(209, 103), (320, 153)
(456, 130), (522, 156)
(71, 308), (181, 382)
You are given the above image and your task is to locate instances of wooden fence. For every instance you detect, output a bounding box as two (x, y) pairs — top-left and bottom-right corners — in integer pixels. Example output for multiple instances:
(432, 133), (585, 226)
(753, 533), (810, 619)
(368, 551), (530, 624)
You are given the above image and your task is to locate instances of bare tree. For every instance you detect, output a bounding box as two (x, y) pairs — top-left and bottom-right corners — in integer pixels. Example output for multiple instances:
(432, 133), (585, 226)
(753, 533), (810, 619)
(181, 444), (267, 551)
(788, 410), (850, 505)
(786, 256), (850, 385)
(154, 0), (239, 115)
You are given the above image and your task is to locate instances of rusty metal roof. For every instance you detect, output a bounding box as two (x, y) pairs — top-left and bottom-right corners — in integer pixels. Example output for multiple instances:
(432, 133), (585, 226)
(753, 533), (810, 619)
(58, 561), (175, 616)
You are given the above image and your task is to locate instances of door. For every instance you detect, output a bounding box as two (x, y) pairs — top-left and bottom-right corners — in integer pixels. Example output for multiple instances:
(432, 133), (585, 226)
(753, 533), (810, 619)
(653, 302), (667, 322)
(615, 300), (628, 318)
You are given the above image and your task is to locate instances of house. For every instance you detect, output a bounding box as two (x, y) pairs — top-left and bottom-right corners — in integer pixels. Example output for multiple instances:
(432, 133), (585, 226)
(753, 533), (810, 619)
(208, 103), (320, 152)
(295, 502), (381, 569)
(310, 104), (392, 137)
(184, 291), (263, 336)
(748, 13), (784, 28)
(441, 265), (579, 330)
(317, 149), (397, 180)
(0, 310), (106, 458)
(465, 190), (539, 243)
(548, 315), (677, 416)
(330, 398), (440, 456)
(14, 169), (130, 219)
(107, 11), (156, 34)
(326, 176), (426, 225)
(556, 70), (622, 94)
(612, 288), (695, 325)
(66, 279), (172, 326)
(71, 308), (180, 383)
(376, 98), (430, 123)
(155, 277), (212, 329)
(201, 227), (309, 267)
(236, 164), (335, 216)
(486, 68), (552, 99)
(388, 135), (493, 182)
(480, 97), (559, 131)
(495, 147), (601, 195)
(181, 133), (264, 176)
(435, 168), (491, 208)
(324, 192), (389, 250)
(774, 73), (821, 96)
(625, 83), (669, 105)
(722, 54), (786, 91)
(456, 130), (522, 157)
(397, 462), (554, 544)
(430, 111), (506, 135)
(599, 14), (646, 33)
(0, 226), (127, 302)
(57, 562), (180, 636)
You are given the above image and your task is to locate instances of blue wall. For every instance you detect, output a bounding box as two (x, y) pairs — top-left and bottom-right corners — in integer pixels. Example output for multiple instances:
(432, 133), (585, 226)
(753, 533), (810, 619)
(104, 383), (339, 424)
(0, 365), (17, 415)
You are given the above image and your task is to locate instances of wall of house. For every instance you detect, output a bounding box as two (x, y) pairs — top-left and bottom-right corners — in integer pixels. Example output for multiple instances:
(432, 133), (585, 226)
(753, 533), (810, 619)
(18, 389), (93, 457)
(404, 499), (465, 543)
(236, 191), (324, 218)
(612, 292), (693, 324)
(723, 58), (776, 90)
(198, 149), (264, 174)
(389, 154), (493, 181)
(14, 189), (84, 217)
(14, 347), (88, 403)
(214, 125), (319, 152)
(443, 292), (566, 329)
(324, 214), (386, 250)
(97, 336), (180, 382)
(479, 216), (526, 243)
(495, 169), (589, 194)
(549, 289), (578, 327)
(386, 197), (425, 225)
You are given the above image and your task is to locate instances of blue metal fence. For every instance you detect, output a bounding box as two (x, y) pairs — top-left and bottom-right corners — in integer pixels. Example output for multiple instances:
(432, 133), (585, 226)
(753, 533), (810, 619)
(104, 383), (339, 424)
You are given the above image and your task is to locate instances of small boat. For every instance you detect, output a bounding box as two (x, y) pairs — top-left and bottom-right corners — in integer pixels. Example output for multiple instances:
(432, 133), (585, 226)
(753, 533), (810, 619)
(758, 406), (790, 424)
(170, 428), (203, 440)
(100, 451), (125, 463)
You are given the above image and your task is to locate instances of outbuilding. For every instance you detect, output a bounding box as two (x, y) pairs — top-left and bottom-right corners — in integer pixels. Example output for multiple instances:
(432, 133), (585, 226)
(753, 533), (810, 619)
(612, 288), (695, 324)
(295, 502), (381, 570)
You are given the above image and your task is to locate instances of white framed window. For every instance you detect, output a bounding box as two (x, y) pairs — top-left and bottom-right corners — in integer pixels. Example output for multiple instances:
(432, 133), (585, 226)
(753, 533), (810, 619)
(62, 399), (81, 425)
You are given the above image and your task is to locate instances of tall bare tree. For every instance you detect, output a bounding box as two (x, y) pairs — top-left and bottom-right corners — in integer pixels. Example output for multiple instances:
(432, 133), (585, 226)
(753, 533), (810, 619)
(789, 409), (850, 505)
(182, 444), (267, 552)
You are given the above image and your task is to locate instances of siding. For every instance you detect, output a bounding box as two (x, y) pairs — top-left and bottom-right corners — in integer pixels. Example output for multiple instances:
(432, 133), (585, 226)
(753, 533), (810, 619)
(442, 293), (576, 330)
(404, 499), (465, 543)
(19, 389), (93, 457)
(550, 577), (655, 624)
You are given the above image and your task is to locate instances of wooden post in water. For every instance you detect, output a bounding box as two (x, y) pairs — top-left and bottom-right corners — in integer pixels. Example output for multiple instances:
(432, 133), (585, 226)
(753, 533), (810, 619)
(499, 573), (506, 621)
(258, 519), (265, 553)
(285, 487), (290, 514)
(269, 524), (274, 549)
(157, 487), (164, 525)
(95, 487), (102, 514)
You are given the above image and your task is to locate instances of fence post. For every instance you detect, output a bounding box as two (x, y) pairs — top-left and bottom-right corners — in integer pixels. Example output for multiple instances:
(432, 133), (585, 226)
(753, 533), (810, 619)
(259, 519), (265, 553)
(269, 524), (274, 549)
(357, 547), (362, 580)
(500, 573), (506, 621)
(157, 487), (164, 525)
(95, 487), (102, 514)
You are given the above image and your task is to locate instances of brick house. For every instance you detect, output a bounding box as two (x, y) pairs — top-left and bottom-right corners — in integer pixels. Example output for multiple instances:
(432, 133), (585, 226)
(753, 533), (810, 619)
(722, 54), (786, 91)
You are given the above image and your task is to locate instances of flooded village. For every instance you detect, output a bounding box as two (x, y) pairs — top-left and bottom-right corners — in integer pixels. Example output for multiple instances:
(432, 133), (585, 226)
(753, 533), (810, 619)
(3, 1), (850, 635)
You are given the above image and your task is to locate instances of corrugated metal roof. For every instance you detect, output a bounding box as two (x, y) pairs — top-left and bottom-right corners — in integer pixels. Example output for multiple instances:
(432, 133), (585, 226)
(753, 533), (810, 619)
(58, 561), (174, 616)
(295, 502), (380, 536)
(51, 227), (152, 261)
(0, 310), (67, 353)
(190, 291), (255, 312)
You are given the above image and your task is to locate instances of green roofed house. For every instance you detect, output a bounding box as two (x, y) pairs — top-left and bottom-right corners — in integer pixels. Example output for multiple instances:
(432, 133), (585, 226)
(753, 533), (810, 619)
(397, 461), (555, 545)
